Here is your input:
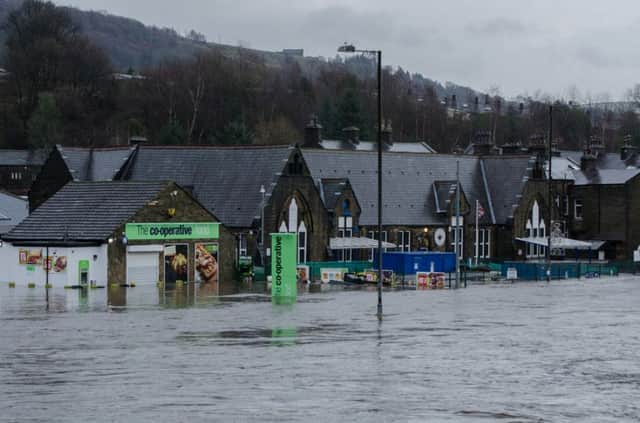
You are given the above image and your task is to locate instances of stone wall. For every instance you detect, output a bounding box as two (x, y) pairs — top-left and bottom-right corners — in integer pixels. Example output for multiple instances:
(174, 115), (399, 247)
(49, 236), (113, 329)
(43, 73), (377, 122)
(107, 183), (234, 283)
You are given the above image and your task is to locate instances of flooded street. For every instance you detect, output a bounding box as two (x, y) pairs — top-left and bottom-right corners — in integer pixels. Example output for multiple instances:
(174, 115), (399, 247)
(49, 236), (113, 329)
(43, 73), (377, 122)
(1, 278), (639, 422)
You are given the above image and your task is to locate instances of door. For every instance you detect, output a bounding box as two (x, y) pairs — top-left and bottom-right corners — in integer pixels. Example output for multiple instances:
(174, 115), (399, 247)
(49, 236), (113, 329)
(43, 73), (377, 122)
(127, 252), (160, 285)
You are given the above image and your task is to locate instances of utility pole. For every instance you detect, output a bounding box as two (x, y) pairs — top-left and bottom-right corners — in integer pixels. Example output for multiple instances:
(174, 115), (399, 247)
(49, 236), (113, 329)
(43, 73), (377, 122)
(475, 200), (479, 266)
(455, 160), (461, 289)
(547, 105), (553, 282)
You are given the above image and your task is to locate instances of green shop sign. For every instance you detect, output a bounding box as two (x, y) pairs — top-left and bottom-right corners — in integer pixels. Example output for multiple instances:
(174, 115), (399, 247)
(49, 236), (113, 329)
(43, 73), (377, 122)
(125, 223), (219, 241)
(271, 233), (297, 303)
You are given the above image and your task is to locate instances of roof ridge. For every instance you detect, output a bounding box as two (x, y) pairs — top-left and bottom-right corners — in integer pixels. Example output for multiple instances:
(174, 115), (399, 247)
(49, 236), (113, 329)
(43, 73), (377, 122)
(140, 144), (293, 150)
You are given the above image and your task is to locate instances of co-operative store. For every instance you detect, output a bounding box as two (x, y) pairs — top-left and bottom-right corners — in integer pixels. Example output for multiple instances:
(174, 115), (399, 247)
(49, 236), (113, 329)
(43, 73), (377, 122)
(0, 181), (234, 286)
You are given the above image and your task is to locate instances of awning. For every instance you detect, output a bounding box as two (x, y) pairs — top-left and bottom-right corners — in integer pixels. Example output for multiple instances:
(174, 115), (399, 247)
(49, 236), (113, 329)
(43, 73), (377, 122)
(330, 237), (397, 250)
(516, 236), (596, 250)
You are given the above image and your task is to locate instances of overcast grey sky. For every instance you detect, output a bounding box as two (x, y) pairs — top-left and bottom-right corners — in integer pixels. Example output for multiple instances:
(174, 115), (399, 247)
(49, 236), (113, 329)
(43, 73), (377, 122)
(55, 0), (640, 100)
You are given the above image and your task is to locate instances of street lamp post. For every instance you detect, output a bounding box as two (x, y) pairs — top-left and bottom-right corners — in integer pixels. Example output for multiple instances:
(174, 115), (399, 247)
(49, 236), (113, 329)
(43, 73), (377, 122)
(260, 184), (266, 265)
(338, 43), (383, 319)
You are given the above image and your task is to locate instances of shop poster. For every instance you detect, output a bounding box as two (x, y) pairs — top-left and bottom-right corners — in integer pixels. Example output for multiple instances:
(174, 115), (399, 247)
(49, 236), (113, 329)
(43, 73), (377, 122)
(195, 243), (219, 283)
(165, 244), (189, 284)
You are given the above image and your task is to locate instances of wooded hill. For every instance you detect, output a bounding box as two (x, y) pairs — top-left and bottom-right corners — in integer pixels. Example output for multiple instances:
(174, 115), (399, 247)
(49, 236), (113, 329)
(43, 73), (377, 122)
(0, 0), (637, 152)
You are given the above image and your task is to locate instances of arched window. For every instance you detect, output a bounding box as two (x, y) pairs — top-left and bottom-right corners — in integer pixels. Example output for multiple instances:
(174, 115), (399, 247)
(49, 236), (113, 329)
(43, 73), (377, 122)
(279, 221), (288, 232)
(526, 200), (546, 259)
(298, 221), (307, 263)
(288, 198), (298, 234)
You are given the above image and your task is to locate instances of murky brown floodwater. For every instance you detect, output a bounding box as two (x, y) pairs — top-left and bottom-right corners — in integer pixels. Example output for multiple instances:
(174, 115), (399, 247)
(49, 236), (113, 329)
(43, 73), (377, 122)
(1, 277), (639, 422)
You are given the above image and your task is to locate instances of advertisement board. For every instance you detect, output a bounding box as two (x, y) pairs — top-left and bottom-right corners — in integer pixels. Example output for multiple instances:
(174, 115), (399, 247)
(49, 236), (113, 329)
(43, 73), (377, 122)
(195, 243), (218, 283)
(296, 265), (310, 283)
(19, 249), (42, 265)
(44, 256), (68, 273)
(271, 233), (297, 301)
(125, 223), (219, 241)
(165, 244), (189, 283)
(320, 268), (348, 283)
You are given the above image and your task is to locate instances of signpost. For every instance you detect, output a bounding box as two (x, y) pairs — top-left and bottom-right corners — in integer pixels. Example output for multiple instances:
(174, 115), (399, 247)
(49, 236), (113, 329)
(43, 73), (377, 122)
(271, 233), (297, 304)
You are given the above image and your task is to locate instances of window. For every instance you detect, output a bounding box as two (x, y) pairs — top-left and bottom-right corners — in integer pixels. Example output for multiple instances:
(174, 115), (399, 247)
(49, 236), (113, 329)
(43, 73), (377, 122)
(450, 217), (464, 258)
(237, 234), (248, 263)
(574, 199), (583, 220)
(10, 172), (22, 181)
(368, 230), (387, 261)
(298, 222), (307, 263)
(526, 200), (546, 259)
(398, 231), (411, 252)
(338, 216), (353, 262)
(450, 226), (464, 257)
(476, 228), (491, 259)
(288, 199), (299, 234)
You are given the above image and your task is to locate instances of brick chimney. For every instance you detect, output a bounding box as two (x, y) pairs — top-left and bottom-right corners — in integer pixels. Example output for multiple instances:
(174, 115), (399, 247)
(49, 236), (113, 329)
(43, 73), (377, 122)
(472, 130), (493, 155)
(589, 135), (605, 158)
(381, 120), (393, 146)
(304, 117), (323, 148)
(621, 134), (637, 161)
(501, 141), (524, 155)
(342, 126), (360, 146)
(581, 144), (598, 172)
(527, 133), (546, 158)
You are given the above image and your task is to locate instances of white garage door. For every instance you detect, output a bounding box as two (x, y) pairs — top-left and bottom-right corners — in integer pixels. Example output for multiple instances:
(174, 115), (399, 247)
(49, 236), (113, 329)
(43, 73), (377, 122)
(127, 252), (159, 285)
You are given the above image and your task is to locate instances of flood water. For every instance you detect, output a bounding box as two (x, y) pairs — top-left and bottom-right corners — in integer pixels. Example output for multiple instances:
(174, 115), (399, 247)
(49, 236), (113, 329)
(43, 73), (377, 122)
(1, 277), (639, 422)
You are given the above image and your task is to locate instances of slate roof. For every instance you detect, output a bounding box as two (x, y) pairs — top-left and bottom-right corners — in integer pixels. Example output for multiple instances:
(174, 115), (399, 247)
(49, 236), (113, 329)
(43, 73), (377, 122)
(557, 150), (640, 185)
(482, 156), (534, 224)
(0, 149), (48, 166)
(57, 145), (137, 181)
(319, 140), (436, 153)
(4, 181), (168, 243)
(572, 168), (640, 186)
(320, 178), (350, 210)
(125, 145), (293, 227)
(302, 150), (497, 226)
(0, 191), (28, 235)
(432, 181), (458, 214)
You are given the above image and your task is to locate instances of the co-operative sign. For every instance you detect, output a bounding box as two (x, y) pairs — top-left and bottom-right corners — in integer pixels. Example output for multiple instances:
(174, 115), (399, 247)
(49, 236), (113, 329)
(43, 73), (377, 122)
(271, 232), (297, 302)
(125, 223), (219, 241)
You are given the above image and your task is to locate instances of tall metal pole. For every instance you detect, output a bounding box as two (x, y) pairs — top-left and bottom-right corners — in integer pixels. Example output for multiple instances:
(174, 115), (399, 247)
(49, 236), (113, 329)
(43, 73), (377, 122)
(45, 245), (49, 307)
(475, 200), (479, 266)
(547, 105), (553, 282)
(376, 49), (383, 319)
(455, 161), (460, 289)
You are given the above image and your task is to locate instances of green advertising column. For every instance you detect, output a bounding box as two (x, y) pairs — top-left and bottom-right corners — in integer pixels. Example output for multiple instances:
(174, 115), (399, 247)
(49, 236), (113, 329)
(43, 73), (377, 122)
(271, 233), (297, 304)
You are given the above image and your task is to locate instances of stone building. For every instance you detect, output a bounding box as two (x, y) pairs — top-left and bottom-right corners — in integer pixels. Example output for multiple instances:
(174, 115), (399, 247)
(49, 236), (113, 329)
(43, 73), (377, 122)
(0, 149), (47, 197)
(1, 181), (233, 286)
(30, 144), (331, 268)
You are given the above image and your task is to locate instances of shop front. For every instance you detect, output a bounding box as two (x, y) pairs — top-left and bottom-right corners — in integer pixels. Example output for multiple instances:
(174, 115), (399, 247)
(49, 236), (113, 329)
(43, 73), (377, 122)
(119, 222), (222, 285)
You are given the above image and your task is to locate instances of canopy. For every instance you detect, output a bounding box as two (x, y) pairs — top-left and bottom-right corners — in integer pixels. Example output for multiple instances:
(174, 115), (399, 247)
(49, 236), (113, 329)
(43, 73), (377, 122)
(329, 237), (397, 250)
(516, 236), (596, 250)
